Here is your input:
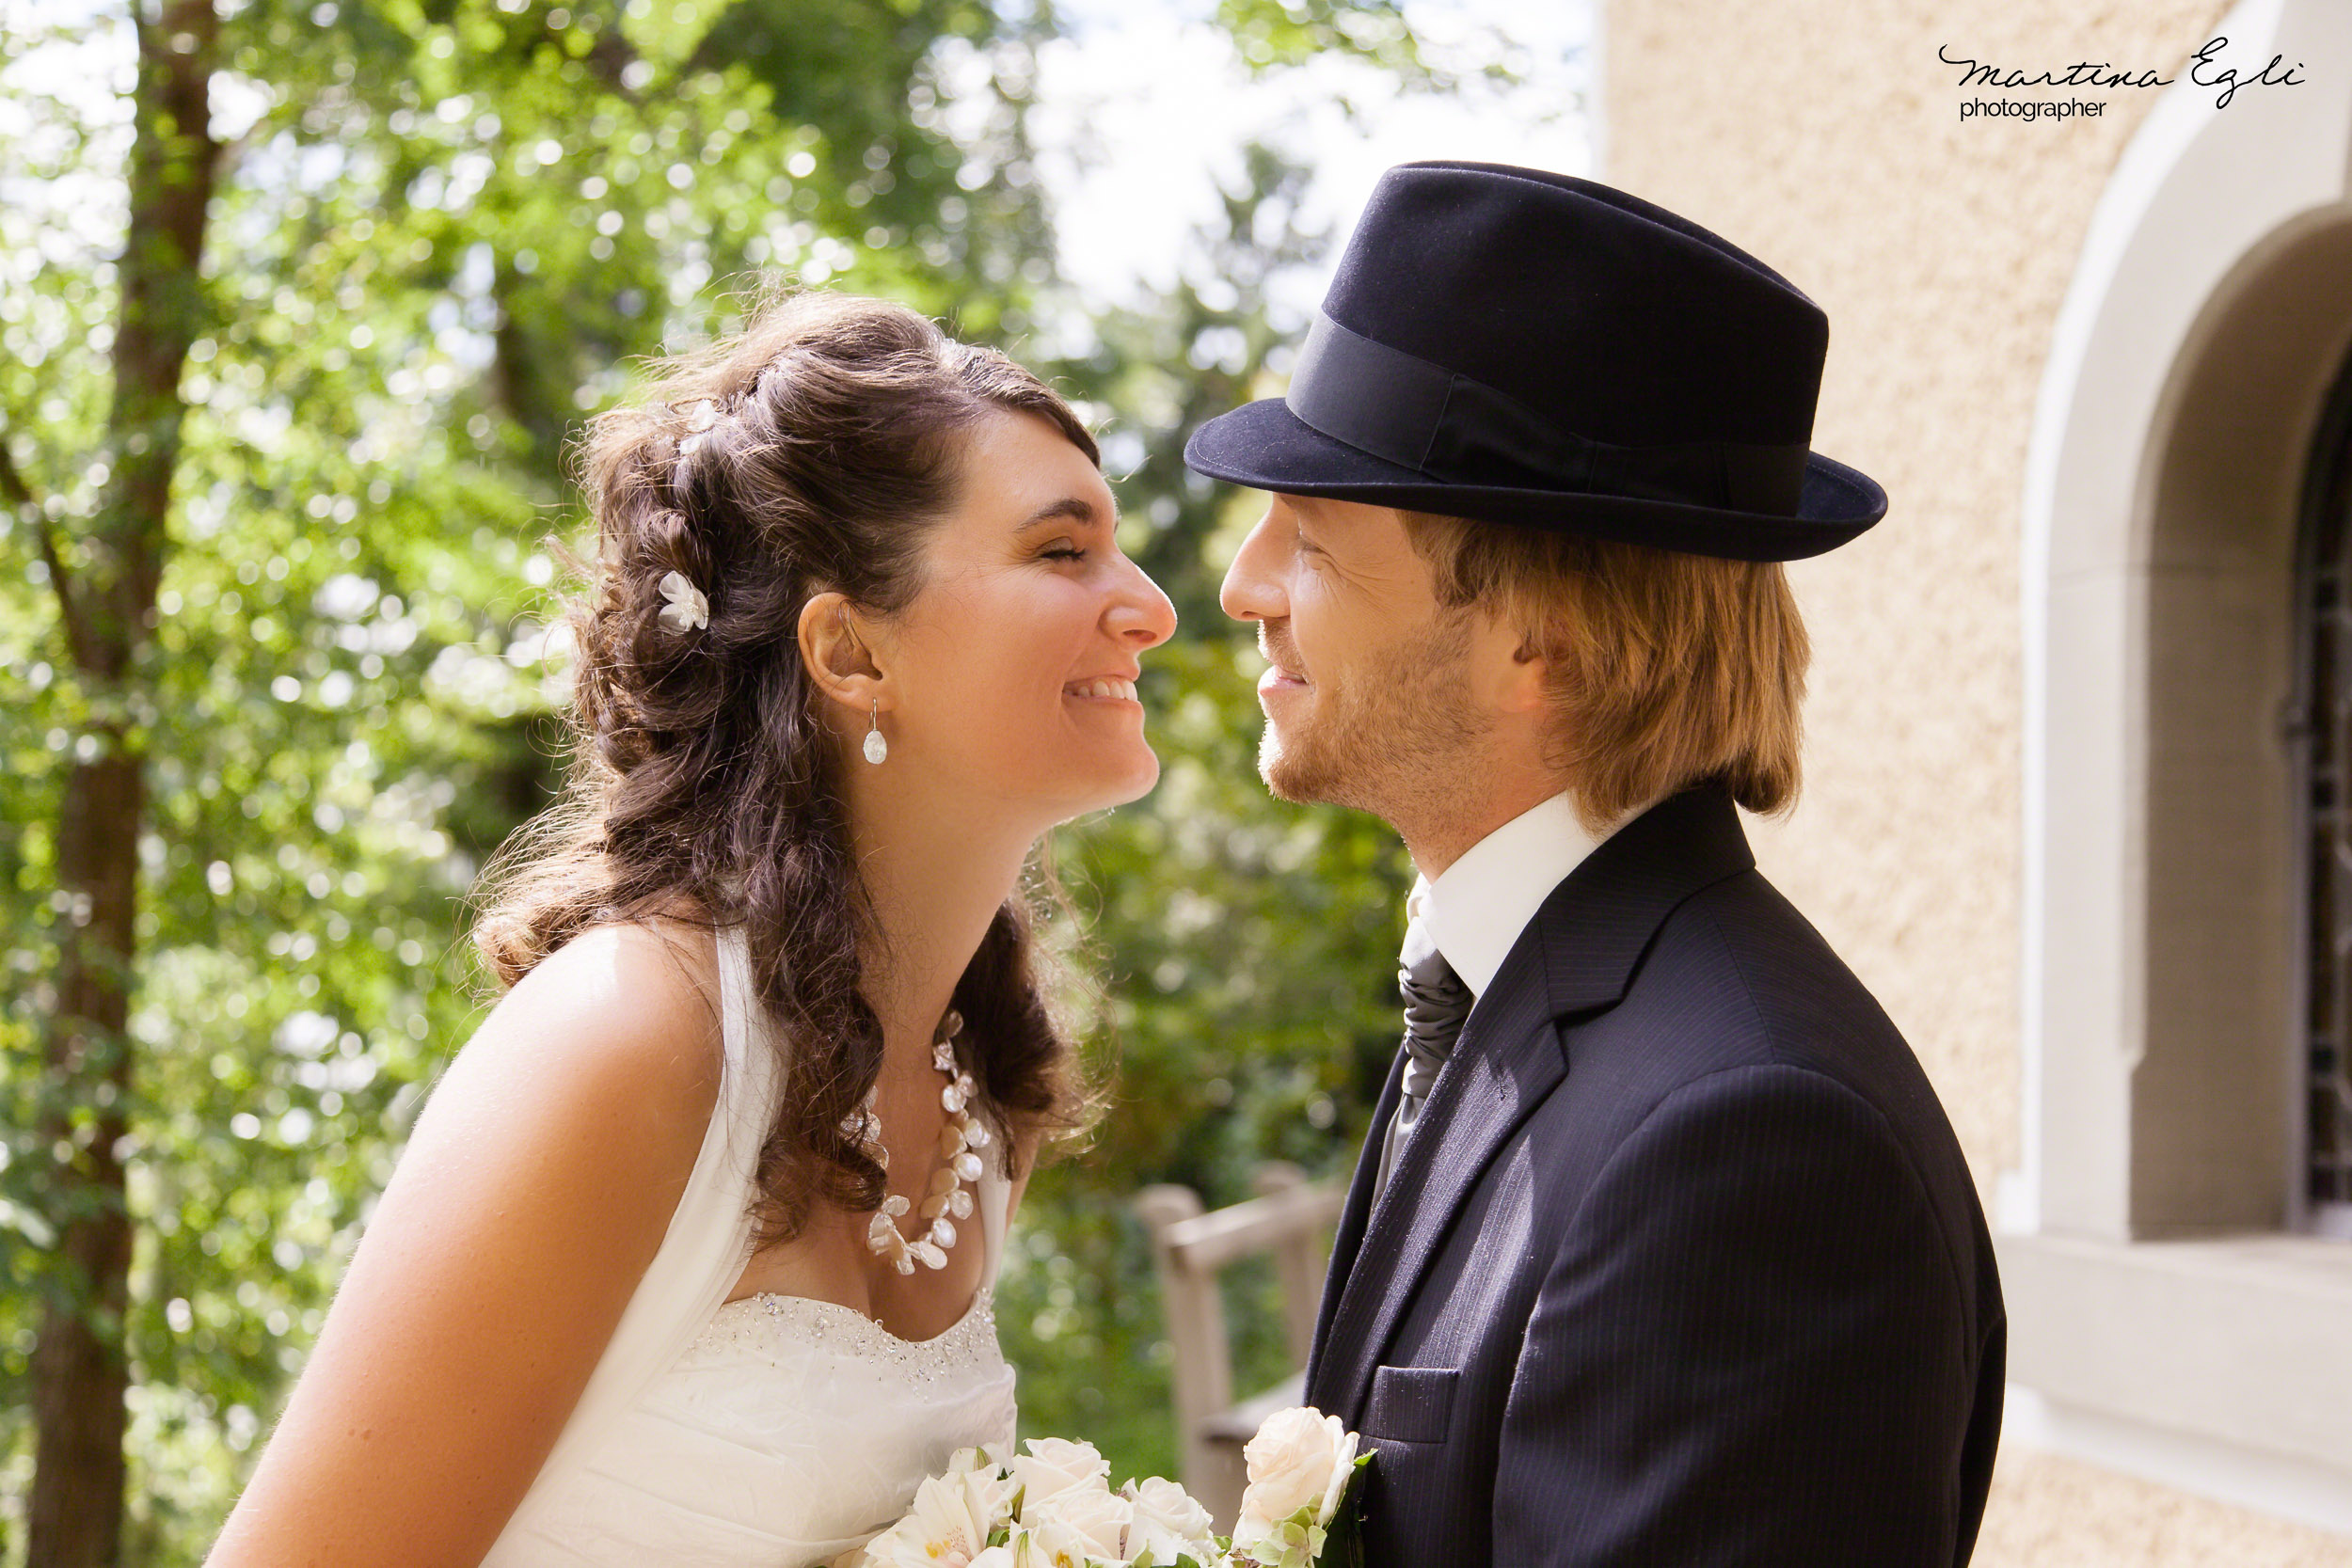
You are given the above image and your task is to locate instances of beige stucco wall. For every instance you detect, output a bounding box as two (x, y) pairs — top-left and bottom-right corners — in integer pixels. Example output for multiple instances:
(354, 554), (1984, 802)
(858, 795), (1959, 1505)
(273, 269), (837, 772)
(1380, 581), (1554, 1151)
(1605, 0), (2352, 1562)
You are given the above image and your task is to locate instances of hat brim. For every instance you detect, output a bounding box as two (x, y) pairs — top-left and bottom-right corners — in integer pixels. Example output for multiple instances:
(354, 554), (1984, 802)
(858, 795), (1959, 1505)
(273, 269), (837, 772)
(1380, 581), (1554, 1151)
(1182, 398), (1886, 562)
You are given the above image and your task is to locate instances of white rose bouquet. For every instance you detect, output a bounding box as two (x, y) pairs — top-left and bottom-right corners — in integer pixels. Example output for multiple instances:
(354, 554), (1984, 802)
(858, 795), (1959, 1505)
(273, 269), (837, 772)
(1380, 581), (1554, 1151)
(835, 1408), (1371, 1568)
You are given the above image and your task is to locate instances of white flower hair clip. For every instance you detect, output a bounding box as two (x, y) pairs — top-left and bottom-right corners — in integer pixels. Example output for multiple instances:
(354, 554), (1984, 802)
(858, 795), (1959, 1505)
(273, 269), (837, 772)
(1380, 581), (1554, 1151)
(657, 570), (709, 633)
(676, 399), (721, 459)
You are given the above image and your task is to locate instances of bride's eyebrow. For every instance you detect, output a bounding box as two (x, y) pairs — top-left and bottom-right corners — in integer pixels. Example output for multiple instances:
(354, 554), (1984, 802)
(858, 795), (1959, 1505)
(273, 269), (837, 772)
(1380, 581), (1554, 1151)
(1013, 497), (1117, 533)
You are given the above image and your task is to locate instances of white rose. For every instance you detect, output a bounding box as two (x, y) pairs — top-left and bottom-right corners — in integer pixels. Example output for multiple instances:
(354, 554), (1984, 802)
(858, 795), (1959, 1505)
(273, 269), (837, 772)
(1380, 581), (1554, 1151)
(1025, 1480), (1133, 1561)
(1009, 1437), (1112, 1513)
(1235, 1407), (1359, 1533)
(1121, 1476), (1217, 1564)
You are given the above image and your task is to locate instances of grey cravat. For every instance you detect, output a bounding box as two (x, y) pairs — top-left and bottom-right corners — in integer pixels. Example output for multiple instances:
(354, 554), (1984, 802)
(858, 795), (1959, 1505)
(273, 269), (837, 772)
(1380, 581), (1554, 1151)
(1373, 913), (1473, 1201)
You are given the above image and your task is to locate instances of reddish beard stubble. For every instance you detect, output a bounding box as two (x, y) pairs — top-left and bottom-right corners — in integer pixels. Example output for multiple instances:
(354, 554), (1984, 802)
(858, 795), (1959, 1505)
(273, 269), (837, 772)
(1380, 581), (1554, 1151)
(1255, 609), (1491, 832)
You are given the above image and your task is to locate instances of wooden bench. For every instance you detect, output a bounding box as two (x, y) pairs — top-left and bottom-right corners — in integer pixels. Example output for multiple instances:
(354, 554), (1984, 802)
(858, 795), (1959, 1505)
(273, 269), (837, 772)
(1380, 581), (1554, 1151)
(1134, 1163), (1348, 1528)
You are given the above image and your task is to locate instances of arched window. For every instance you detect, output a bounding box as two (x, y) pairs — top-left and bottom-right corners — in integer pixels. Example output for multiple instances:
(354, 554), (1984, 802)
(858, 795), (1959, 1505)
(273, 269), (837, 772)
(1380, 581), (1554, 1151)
(2295, 352), (2352, 1238)
(2004, 0), (2352, 1521)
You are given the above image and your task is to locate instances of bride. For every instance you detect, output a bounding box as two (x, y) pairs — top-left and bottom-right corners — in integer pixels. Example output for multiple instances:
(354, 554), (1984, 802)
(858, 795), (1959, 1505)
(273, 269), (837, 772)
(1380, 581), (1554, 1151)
(204, 291), (1178, 1566)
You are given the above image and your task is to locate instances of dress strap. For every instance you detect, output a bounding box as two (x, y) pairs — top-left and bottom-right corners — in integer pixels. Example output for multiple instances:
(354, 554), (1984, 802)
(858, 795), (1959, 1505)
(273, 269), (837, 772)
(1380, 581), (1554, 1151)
(714, 926), (780, 1127)
(488, 924), (774, 1553)
(978, 1159), (1010, 1288)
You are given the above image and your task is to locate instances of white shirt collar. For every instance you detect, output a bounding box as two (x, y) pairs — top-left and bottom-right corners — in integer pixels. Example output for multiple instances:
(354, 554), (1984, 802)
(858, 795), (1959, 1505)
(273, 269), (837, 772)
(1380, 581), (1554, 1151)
(1409, 790), (1617, 998)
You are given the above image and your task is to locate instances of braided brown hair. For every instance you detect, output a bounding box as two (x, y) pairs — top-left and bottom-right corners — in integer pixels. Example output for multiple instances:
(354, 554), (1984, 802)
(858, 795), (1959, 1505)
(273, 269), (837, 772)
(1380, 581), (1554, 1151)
(471, 289), (1097, 1242)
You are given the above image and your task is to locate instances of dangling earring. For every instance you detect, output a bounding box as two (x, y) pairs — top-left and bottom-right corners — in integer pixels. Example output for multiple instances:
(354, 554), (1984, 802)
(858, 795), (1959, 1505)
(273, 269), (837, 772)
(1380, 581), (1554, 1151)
(864, 698), (887, 765)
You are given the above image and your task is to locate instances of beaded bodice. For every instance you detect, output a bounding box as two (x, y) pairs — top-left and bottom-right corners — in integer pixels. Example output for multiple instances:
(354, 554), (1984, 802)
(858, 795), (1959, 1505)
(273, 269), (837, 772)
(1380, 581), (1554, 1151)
(685, 1287), (1007, 1385)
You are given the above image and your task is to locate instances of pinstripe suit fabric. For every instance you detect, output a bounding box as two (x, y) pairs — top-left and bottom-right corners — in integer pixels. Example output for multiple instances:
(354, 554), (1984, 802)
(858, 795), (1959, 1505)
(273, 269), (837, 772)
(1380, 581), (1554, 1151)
(1305, 785), (2004, 1566)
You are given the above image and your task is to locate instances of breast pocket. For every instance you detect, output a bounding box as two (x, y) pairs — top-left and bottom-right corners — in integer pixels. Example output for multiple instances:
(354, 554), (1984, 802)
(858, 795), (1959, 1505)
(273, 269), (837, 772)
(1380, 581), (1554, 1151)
(1363, 1365), (1458, 1445)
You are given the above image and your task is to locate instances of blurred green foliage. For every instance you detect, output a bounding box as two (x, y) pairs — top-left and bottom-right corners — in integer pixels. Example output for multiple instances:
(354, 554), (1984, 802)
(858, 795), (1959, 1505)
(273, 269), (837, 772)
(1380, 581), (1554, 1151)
(0, 0), (1490, 1559)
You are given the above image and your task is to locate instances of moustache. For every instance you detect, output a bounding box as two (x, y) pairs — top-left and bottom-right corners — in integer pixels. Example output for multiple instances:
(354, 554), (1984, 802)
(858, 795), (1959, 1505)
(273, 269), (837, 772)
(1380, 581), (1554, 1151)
(1260, 624), (1306, 680)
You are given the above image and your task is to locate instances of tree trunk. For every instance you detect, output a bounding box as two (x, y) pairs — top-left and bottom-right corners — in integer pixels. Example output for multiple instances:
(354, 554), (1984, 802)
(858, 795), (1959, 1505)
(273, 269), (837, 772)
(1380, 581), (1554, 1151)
(26, 755), (143, 1568)
(26, 1), (218, 1561)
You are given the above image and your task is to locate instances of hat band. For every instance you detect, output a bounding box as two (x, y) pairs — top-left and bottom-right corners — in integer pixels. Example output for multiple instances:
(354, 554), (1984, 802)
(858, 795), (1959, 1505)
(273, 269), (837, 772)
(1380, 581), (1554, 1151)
(1284, 311), (1811, 517)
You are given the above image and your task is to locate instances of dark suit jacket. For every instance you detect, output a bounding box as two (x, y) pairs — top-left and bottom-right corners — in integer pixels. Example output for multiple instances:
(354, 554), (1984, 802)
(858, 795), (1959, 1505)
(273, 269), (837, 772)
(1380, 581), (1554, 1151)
(1305, 784), (2004, 1566)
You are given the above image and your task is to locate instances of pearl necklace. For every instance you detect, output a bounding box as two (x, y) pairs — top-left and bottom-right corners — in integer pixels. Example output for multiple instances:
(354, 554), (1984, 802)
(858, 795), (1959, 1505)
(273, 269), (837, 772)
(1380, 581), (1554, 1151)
(848, 1008), (992, 1275)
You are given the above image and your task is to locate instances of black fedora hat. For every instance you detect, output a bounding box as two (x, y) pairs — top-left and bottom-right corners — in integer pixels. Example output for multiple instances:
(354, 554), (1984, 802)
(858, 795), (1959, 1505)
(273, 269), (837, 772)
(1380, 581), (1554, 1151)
(1182, 161), (1885, 562)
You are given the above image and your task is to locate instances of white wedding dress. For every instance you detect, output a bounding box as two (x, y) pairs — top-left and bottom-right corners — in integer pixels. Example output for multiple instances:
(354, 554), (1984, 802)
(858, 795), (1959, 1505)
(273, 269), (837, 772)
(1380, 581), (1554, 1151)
(480, 926), (1019, 1567)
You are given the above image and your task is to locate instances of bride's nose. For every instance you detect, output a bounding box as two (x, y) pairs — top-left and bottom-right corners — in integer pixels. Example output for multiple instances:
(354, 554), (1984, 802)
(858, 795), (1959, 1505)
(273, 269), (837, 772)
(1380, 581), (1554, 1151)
(1105, 555), (1178, 650)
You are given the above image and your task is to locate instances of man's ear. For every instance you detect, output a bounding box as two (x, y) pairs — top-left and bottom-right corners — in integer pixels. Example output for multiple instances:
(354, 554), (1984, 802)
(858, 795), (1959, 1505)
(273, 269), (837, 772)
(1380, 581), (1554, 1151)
(1503, 627), (1554, 713)
(1465, 608), (1549, 716)
(797, 590), (886, 717)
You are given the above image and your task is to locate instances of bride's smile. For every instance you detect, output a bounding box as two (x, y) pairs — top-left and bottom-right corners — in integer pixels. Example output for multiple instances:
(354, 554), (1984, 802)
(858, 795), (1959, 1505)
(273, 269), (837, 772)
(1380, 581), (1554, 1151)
(829, 404), (1176, 829)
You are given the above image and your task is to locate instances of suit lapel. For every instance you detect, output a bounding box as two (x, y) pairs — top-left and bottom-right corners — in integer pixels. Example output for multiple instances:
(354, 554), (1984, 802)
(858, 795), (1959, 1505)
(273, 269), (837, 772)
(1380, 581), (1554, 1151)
(1305, 1043), (1404, 1402)
(1312, 975), (1564, 1427)
(1311, 785), (1757, 1425)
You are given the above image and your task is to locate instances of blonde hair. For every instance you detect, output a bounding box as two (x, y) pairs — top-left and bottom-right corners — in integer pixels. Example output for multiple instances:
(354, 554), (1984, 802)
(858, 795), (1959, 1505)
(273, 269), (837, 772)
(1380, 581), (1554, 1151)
(1403, 512), (1810, 832)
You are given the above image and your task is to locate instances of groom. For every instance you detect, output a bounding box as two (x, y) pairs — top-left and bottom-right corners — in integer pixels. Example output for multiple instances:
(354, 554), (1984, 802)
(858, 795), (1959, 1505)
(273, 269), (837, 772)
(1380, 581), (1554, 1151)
(1184, 163), (2004, 1565)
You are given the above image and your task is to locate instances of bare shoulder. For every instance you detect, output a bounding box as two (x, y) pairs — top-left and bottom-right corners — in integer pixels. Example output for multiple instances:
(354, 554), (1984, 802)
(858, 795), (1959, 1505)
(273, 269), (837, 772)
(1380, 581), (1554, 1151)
(400, 915), (726, 1272)
(474, 919), (723, 1108)
(408, 920), (727, 1204)
(203, 919), (727, 1568)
